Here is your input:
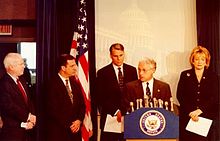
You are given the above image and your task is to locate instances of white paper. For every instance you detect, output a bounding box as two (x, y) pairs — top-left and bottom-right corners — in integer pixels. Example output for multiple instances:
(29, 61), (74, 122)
(104, 114), (124, 133)
(20, 122), (27, 128)
(186, 117), (213, 137)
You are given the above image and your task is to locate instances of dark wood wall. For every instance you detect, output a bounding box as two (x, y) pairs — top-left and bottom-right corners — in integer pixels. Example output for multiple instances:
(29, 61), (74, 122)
(0, 0), (36, 43)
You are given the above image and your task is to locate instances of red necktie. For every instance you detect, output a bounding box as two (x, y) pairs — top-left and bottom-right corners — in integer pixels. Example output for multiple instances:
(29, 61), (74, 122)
(17, 79), (28, 104)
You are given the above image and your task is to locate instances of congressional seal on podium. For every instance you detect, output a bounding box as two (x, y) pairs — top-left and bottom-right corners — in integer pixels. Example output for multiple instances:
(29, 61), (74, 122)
(139, 110), (166, 136)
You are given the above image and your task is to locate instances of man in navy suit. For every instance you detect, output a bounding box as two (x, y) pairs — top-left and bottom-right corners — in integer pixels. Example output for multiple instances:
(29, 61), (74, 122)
(96, 43), (138, 141)
(124, 57), (172, 111)
(46, 54), (85, 141)
(0, 53), (36, 141)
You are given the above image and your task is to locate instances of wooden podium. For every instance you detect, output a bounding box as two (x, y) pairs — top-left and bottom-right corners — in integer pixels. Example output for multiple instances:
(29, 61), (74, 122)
(124, 108), (179, 141)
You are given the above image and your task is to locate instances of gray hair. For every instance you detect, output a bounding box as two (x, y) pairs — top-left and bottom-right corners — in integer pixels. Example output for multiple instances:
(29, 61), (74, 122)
(139, 57), (157, 69)
(3, 53), (22, 69)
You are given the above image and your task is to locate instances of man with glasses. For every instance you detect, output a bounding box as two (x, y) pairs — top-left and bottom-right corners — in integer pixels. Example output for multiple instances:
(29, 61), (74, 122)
(124, 57), (172, 112)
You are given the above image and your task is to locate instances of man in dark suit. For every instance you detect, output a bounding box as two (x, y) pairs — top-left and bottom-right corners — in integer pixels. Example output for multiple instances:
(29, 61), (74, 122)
(96, 43), (138, 141)
(46, 54), (85, 141)
(0, 53), (36, 141)
(124, 57), (172, 112)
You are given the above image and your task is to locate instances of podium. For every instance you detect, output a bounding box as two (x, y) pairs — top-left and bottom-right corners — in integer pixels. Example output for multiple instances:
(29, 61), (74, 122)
(124, 108), (179, 141)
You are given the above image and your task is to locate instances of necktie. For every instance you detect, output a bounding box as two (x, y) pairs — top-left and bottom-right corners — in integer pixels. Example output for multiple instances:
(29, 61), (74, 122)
(65, 79), (73, 103)
(118, 67), (124, 91)
(146, 82), (152, 102)
(17, 79), (28, 104)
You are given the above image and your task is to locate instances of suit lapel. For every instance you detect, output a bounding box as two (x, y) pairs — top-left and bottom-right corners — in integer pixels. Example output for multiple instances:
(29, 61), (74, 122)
(122, 64), (132, 83)
(135, 80), (144, 99)
(69, 77), (79, 96)
(6, 75), (28, 106)
(153, 79), (163, 98)
(109, 64), (120, 88)
(153, 79), (158, 98)
(56, 75), (73, 104)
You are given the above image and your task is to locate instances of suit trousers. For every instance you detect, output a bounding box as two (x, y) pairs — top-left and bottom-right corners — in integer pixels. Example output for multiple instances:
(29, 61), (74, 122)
(100, 131), (125, 141)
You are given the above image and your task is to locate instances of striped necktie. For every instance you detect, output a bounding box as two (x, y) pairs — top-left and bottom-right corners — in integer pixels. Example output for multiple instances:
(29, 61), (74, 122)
(65, 79), (73, 103)
(118, 67), (124, 91)
(146, 82), (152, 102)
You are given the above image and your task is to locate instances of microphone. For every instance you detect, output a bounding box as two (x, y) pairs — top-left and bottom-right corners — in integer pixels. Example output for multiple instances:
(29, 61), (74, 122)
(170, 97), (174, 112)
(164, 101), (168, 110)
(153, 98), (158, 108)
(149, 102), (153, 108)
(130, 102), (134, 112)
(144, 95), (149, 108)
(139, 99), (143, 108)
(136, 99), (140, 110)
(158, 99), (163, 108)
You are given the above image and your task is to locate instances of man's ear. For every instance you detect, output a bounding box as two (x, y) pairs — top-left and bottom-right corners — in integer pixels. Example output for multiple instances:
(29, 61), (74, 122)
(8, 65), (14, 71)
(152, 68), (156, 73)
(61, 66), (66, 71)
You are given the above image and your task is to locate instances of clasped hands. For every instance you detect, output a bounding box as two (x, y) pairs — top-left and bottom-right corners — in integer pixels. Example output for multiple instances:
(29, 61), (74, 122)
(189, 109), (203, 122)
(21, 113), (36, 130)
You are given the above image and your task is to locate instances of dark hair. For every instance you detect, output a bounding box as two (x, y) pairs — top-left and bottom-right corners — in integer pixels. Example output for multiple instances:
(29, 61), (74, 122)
(57, 54), (75, 70)
(109, 43), (124, 54)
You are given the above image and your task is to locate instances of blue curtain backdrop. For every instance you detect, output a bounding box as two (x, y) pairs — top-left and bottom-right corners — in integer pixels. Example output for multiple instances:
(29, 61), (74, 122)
(36, 0), (96, 140)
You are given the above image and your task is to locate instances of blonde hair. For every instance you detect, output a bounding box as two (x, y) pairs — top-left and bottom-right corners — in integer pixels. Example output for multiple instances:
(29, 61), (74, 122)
(189, 46), (211, 69)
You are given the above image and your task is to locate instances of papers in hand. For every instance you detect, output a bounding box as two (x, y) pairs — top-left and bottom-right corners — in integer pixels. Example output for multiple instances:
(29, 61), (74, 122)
(104, 114), (124, 133)
(186, 117), (213, 137)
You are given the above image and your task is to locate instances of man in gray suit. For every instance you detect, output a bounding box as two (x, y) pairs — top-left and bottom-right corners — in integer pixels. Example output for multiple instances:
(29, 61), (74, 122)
(124, 57), (172, 112)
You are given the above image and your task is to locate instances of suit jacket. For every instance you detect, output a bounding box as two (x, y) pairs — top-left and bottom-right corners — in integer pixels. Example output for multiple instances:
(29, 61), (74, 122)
(46, 75), (85, 141)
(96, 63), (138, 130)
(0, 74), (34, 141)
(124, 79), (171, 111)
(177, 69), (219, 140)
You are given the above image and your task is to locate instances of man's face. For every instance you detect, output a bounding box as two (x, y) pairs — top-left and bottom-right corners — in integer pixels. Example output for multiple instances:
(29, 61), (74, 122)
(64, 59), (78, 77)
(110, 48), (125, 66)
(138, 62), (155, 82)
(11, 57), (25, 77)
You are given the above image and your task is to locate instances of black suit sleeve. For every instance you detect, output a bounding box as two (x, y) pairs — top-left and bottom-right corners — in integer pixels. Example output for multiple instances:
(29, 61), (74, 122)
(46, 76), (85, 129)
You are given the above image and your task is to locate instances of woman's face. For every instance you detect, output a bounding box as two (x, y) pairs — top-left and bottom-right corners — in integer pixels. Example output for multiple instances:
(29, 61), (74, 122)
(192, 53), (207, 70)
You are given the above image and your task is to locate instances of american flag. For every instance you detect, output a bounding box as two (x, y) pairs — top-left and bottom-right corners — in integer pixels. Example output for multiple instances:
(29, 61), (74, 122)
(70, 0), (92, 140)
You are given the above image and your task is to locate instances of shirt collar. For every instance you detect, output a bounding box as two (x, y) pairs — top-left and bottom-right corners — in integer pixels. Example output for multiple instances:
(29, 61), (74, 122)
(58, 73), (69, 84)
(112, 63), (123, 73)
(7, 73), (17, 83)
(142, 78), (154, 89)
